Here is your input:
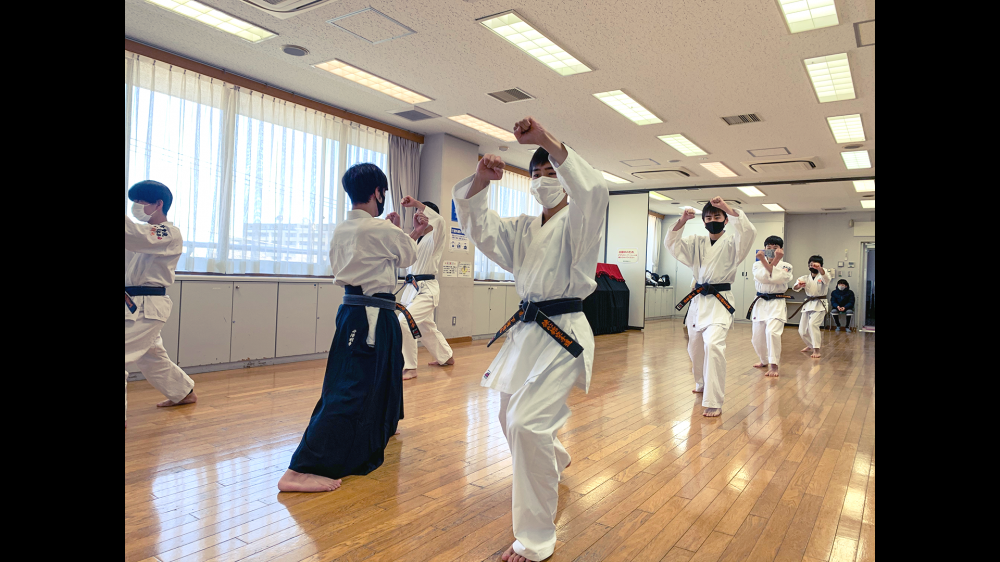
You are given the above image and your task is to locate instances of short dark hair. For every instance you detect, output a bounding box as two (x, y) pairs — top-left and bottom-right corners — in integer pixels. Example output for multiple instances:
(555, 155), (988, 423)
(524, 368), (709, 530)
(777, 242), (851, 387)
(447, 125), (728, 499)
(423, 201), (440, 215)
(837, 279), (850, 290)
(764, 236), (784, 248)
(809, 255), (824, 266)
(343, 164), (387, 205)
(703, 202), (726, 220)
(128, 181), (173, 214)
(529, 148), (551, 175)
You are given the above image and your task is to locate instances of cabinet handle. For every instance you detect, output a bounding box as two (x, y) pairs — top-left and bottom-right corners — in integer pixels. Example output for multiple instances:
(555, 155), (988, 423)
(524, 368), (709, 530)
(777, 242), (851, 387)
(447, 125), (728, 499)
(235, 285), (240, 289)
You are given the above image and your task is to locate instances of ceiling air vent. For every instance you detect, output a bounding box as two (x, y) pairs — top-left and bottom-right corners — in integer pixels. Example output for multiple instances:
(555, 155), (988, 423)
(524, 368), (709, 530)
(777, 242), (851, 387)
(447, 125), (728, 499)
(241, 0), (339, 19)
(742, 157), (819, 174)
(388, 107), (440, 122)
(487, 88), (535, 104)
(722, 114), (762, 126)
(632, 168), (695, 181)
(823, 208), (847, 212)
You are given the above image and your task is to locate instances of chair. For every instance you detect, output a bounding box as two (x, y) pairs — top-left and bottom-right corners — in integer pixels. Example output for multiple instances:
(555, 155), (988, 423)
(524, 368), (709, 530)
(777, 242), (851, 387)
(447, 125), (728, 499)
(827, 309), (856, 332)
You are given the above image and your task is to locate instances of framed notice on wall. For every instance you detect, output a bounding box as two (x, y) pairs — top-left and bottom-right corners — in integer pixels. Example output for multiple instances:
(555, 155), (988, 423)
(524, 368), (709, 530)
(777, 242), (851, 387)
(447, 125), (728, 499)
(450, 228), (470, 252)
(617, 248), (639, 264)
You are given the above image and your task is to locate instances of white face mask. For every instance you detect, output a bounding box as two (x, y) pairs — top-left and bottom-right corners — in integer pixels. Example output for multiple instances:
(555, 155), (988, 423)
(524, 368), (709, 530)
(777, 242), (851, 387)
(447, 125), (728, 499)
(131, 202), (152, 223)
(530, 177), (566, 209)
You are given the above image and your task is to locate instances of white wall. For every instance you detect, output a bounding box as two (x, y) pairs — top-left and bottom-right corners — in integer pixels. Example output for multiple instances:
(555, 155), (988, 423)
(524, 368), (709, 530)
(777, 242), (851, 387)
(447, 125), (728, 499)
(606, 194), (649, 328)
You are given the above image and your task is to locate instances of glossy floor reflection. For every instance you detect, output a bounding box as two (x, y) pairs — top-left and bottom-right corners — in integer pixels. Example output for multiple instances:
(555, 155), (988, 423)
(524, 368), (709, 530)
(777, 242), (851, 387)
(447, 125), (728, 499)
(125, 320), (875, 562)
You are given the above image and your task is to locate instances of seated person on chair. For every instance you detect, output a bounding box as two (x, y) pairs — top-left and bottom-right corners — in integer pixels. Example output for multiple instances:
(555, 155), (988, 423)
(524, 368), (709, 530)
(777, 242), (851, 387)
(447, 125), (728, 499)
(830, 279), (856, 331)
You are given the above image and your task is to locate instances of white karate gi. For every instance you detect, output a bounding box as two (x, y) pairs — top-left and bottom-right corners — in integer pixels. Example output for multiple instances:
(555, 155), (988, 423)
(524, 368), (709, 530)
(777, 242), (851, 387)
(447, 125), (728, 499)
(794, 270), (832, 350)
(125, 217), (195, 422)
(665, 212), (757, 409)
(397, 206), (453, 368)
(751, 260), (794, 366)
(330, 210), (418, 346)
(453, 148), (608, 562)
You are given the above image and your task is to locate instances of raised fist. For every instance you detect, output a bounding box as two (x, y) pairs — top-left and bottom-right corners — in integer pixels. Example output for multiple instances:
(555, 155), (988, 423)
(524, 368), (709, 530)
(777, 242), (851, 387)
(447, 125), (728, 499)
(476, 154), (505, 182)
(513, 117), (548, 146)
(386, 212), (401, 228)
(400, 196), (420, 208)
(681, 208), (697, 223)
(757, 250), (767, 262)
(775, 248), (785, 260)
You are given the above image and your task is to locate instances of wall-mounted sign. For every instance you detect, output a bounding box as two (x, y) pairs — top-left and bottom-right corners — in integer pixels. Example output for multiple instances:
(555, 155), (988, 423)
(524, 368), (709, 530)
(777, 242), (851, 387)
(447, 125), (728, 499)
(450, 228), (470, 252)
(442, 261), (458, 278)
(458, 262), (473, 278)
(617, 248), (639, 264)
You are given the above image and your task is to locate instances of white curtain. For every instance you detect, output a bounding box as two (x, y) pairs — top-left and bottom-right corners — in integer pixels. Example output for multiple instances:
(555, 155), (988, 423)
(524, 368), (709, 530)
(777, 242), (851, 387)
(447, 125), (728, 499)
(646, 214), (662, 273)
(125, 51), (390, 276)
(388, 136), (421, 230)
(474, 172), (542, 281)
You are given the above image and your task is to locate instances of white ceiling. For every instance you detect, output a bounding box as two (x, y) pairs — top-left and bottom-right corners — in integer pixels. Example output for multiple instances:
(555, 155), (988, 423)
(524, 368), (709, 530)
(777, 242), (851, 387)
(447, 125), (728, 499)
(646, 181), (875, 216)
(124, 0), (876, 213)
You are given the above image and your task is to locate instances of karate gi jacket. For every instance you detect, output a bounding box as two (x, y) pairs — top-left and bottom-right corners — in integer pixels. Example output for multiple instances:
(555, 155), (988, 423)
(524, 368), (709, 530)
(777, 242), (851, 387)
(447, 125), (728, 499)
(125, 217), (183, 323)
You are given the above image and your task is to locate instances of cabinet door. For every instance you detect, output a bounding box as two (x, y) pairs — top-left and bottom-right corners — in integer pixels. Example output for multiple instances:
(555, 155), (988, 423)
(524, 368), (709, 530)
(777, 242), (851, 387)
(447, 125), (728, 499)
(177, 282), (233, 368)
(161, 282), (182, 364)
(276, 283), (319, 357)
(231, 283), (278, 362)
(505, 285), (522, 319)
(472, 286), (492, 336)
(316, 284), (345, 354)
(645, 288), (653, 318)
(490, 286), (508, 333)
(659, 289), (670, 318)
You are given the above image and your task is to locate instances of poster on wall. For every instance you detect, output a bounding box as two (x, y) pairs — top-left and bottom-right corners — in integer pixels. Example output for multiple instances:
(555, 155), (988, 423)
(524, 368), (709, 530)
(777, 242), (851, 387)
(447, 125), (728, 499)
(617, 248), (639, 264)
(442, 261), (458, 278)
(451, 228), (470, 252)
(458, 262), (473, 278)
(451, 201), (459, 222)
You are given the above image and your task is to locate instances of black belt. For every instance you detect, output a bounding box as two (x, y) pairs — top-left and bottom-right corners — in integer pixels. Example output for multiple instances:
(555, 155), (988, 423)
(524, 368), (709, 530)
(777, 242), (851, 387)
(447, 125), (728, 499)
(396, 274), (436, 295)
(676, 283), (736, 315)
(488, 298), (585, 358)
(343, 286), (421, 339)
(746, 292), (794, 321)
(788, 296), (827, 319)
(125, 286), (166, 296)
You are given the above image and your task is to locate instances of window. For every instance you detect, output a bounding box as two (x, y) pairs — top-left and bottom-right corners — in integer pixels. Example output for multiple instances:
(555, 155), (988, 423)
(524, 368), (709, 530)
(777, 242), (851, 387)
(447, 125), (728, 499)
(474, 171), (542, 281)
(125, 52), (390, 275)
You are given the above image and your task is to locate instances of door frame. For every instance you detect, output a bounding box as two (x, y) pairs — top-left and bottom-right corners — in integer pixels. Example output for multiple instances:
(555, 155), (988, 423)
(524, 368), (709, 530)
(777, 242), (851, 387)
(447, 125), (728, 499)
(859, 242), (875, 330)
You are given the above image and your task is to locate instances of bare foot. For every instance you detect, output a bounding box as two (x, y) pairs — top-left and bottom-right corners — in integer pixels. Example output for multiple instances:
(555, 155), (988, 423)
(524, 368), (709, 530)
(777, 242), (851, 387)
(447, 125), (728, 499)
(753, 362), (767, 369)
(765, 365), (780, 378)
(811, 351), (822, 359)
(801, 347), (812, 354)
(157, 390), (197, 408)
(429, 358), (455, 366)
(704, 408), (722, 418)
(277, 470), (342, 493)
(501, 545), (537, 562)
(692, 388), (704, 394)
(402, 370), (418, 381)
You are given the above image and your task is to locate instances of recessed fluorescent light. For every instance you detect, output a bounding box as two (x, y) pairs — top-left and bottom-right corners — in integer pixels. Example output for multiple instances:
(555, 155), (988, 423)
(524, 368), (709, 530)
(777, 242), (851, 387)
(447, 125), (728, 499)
(861, 200), (875, 209)
(777, 0), (839, 34)
(478, 11), (591, 76)
(854, 180), (875, 193)
(842, 151), (872, 170)
(805, 53), (856, 103)
(448, 115), (517, 143)
(602, 172), (632, 185)
(594, 91), (662, 125)
(649, 192), (673, 201)
(827, 114), (866, 144)
(143, 0), (276, 43)
(738, 186), (766, 198)
(315, 60), (432, 105)
(659, 134), (708, 157)
(763, 204), (786, 212)
(700, 162), (739, 178)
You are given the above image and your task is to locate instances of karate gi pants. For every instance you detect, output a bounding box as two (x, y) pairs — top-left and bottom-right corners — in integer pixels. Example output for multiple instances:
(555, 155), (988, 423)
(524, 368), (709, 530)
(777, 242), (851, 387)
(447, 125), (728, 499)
(497, 351), (578, 562)
(397, 289), (453, 370)
(799, 311), (825, 349)
(688, 322), (730, 410)
(125, 317), (195, 422)
(752, 319), (785, 366)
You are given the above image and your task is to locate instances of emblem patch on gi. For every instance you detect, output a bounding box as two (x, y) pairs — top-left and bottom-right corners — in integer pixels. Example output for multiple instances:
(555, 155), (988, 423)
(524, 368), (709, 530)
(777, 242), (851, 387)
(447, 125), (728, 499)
(483, 371), (491, 380)
(151, 226), (170, 240)
(782, 266), (791, 272)
(348, 330), (357, 347)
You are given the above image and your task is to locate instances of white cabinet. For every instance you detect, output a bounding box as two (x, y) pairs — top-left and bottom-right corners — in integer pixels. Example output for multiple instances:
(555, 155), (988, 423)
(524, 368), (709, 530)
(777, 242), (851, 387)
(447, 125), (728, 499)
(231, 282), (278, 362)
(473, 284), (518, 336)
(505, 285), (522, 319)
(645, 287), (676, 319)
(178, 282), (233, 368)
(473, 286), (492, 336)
(276, 283), (318, 357)
(161, 283), (182, 364)
(316, 283), (345, 354)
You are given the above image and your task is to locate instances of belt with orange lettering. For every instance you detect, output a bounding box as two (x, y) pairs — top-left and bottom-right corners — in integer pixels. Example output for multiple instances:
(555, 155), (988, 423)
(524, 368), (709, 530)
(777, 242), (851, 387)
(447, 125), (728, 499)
(676, 283), (736, 315)
(746, 292), (794, 320)
(487, 298), (585, 358)
(343, 288), (422, 340)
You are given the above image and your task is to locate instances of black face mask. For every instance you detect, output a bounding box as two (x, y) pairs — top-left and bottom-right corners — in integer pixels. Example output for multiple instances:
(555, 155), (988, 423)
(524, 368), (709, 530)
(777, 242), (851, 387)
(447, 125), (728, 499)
(376, 188), (386, 216)
(705, 221), (726, 235)
(810, 268), (819, 275)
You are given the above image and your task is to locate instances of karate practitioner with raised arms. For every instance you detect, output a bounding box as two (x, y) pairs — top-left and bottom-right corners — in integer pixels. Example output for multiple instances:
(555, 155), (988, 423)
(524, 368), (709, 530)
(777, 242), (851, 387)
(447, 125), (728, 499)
(396, 197), (455, 381)
(749, 236), (794, 378)
(453, 117), (608, 562)
(666, 199), (757, 418)
(279, 163), (429, 494)
(793, 256), (832, 359)
(125, 181), (197, 429)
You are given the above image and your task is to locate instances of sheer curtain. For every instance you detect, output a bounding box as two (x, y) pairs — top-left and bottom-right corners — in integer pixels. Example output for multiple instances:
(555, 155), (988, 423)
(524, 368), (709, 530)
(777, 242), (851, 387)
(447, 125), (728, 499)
(125, 51), (390, 275)
(474, 172), (542, 281)
(646, 214), (661, 273)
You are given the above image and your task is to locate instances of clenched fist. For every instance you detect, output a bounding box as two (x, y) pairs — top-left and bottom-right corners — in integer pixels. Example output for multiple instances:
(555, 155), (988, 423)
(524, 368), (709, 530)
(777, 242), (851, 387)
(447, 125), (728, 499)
(477, 154), (506, 182)
(386, 212), (401, 228)
(681, 208), (697, 223)
(400, 196), (421, 208)
(513, 117), (549, 146)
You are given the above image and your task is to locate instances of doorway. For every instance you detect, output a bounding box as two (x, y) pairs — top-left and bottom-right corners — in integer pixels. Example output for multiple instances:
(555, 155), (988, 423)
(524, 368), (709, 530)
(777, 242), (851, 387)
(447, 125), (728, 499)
(861, 243), (875, 330)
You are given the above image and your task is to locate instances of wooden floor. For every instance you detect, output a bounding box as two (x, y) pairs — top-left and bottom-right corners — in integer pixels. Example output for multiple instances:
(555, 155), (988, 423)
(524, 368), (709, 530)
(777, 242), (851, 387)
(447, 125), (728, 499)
(125, 320), (875, 562)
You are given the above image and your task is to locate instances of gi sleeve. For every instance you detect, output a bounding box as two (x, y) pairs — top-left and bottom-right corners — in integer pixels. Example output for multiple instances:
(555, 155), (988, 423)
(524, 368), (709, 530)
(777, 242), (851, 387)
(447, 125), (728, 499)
(125, 217), (182, 256)
(384, 222), (418, 270)
(552, 148), (610, 264)
(664, 224), (697, 269)
(453, 177), (519, 273)
(793, 275), (808, 292)
(770, 262), (794, 286)
(422, 204), (449, 256)
(727, 210), (758, 264)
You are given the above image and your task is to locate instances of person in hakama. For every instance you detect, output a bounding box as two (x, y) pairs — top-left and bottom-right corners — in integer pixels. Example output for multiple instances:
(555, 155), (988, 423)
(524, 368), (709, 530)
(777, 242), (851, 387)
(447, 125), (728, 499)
(453, 117), (608, 562)
(125, 181), (197, 429)
(278, 164), (429, 494)
(666, 199), (757, 418)
(397, 197), (455, 381)
(750, 236), (794, 378)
